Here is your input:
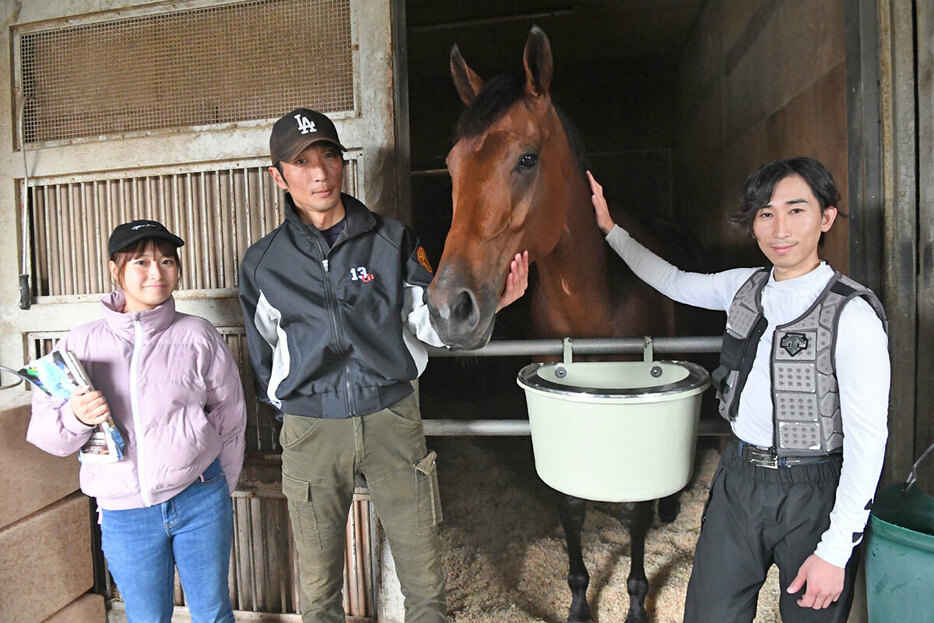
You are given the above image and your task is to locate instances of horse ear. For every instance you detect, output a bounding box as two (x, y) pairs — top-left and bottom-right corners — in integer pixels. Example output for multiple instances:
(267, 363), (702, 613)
(523, 25), (553, 98)
(450, 44), (485, 106)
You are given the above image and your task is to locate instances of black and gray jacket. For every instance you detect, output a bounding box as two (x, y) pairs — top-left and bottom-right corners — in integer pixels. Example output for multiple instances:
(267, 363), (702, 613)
(238, 193), (443, 418)
(712, 268), (886, 456)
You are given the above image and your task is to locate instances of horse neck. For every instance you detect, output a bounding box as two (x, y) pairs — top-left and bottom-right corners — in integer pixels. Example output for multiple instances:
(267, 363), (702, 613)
(532, 173), (616, 337)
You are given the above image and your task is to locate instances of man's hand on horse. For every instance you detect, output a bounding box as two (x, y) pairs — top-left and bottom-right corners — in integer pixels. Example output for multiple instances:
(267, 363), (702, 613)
(786, 553), (845, 610)
(496, 250), (529, 312)
(587, 170), (616, 235)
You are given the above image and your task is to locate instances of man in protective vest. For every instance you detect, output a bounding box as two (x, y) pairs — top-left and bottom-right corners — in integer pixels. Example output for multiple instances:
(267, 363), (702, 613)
(588, 157), (889, 623)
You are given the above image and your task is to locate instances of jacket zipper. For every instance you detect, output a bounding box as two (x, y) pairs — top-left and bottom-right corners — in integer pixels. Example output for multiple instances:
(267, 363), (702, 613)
(314, 238), (356, 416)
(129, 320), (153, 506)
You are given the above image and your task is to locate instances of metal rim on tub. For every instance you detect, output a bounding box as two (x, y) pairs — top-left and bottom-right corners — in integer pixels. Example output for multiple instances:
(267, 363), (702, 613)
(517, 360), (711, 399)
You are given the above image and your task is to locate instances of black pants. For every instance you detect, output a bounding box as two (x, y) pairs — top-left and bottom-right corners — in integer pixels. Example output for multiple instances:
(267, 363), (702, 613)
(683, 442), (860, 623)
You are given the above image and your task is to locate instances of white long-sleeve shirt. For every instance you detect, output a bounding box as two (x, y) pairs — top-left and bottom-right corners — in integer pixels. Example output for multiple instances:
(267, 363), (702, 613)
(606, 225), (889, 567)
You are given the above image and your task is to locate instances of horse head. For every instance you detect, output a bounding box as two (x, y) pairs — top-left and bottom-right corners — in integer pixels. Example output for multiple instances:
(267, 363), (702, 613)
(428, 26), (580, 349)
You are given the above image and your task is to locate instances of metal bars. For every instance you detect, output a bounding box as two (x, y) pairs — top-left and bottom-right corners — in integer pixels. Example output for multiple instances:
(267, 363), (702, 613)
(28, 166), (278, 296)
(222, 488), (376, 617)
(26, 159), (357, 299)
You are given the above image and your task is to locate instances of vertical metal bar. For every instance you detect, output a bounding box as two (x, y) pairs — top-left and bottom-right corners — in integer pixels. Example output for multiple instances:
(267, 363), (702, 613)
(67, 184), (78, 295)
(243, 167), (253, 248)
(184, 173), (199, 288)
(118, 178), (127, 226)
(171, 175), (183, 289)
(214, 170), (226, 287)
(33, 186), (52, 296)
(28, 185), (40, 298)
(132, 175), (141, 223)
(343, 511), (352, 614)
(55, 185), (66, 295)
(277, 500), (289, 613)
(226, 170), (238, 284)
(246, 497), (258, 611)
(92, 181), (104, 292)
(289, 507), (301, 612)
(199, 172), (214, 289)
(230, 499), (241, 610)
(79, 182), (90, 294)
(105, 180), (116, 290)
(256, 166), (267, 236)
(46, 186), (56, 296)
(354, 500), (365, 614)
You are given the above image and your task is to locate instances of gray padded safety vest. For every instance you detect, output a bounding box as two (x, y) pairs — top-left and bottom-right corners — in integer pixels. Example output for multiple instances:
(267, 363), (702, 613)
(711, 268), (887, 457)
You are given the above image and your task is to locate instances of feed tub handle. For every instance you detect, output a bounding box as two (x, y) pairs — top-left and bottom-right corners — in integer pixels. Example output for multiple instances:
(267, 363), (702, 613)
(903, 440), (934, 495)
(563, 337), (573, 364)
(643, 336), (654, 362)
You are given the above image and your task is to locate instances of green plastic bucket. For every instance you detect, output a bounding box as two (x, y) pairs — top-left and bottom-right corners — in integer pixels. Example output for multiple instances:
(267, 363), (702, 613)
(864, 443), (934, 623)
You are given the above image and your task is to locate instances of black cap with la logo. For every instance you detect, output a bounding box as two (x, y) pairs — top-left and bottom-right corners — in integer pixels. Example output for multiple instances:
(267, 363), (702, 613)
(270, 108), (347, 165)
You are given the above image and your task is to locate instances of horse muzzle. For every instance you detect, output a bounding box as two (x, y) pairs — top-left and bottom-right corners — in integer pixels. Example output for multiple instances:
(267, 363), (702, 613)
(427, 267), (497, 350)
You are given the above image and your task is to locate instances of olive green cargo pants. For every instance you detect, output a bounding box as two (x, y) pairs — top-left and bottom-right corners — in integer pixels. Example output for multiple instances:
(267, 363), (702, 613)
(280, 392), (446, 623)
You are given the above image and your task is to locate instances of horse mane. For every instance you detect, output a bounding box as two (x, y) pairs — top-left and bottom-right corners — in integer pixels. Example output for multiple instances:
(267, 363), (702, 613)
(453, 74), (590, 173)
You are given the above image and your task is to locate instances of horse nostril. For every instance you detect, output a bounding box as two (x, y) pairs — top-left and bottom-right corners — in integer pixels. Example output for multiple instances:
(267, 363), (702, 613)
(451, 289), (480, 329)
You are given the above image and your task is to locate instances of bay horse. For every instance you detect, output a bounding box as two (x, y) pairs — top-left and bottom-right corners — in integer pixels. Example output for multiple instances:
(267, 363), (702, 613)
(426, 26), (687, 623)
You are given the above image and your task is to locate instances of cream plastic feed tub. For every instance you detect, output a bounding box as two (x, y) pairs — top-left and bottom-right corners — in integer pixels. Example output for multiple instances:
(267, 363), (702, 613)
(517, 355), (710, 503)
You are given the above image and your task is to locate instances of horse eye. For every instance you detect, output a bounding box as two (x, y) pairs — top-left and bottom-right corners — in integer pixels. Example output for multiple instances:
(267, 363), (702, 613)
(517, 153), (539, 170)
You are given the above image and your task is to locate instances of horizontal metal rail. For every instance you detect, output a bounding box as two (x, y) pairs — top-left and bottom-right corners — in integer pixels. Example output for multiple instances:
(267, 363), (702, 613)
(423, 418), (729, 437)
(426, 335), (722, 358)
(423, 335), (726, 437)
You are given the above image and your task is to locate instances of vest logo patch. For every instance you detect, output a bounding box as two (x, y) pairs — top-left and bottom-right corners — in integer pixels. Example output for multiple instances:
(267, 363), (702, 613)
(416, 246), (433, 274)
(780, 332), (808, 357)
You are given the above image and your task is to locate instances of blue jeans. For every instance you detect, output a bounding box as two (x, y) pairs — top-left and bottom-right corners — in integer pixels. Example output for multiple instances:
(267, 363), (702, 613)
(101, 458), (235, 623)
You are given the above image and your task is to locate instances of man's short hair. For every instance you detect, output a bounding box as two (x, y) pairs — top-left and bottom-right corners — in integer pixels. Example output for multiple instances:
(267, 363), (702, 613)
(730, 157), (842, 245)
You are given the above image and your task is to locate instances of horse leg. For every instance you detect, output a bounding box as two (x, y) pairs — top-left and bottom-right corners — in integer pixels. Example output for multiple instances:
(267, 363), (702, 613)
(657, 490), (681, 524)
(559, 494), (591, 623)
(613, 501), (655, 623)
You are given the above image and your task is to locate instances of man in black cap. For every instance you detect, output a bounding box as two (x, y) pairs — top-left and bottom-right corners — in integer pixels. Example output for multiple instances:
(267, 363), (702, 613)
(239, 108), (528, 622)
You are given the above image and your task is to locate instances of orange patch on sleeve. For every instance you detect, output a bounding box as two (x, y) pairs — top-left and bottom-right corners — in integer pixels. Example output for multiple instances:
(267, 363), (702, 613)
(416, 246), (433, 274)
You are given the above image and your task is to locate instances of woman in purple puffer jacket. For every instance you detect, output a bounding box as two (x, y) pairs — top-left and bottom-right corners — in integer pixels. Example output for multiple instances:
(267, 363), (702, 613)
(28, 220), (246, 623)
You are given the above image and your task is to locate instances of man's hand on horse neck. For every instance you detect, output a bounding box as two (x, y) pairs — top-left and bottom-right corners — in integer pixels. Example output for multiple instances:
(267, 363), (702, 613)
(496, 251), (529, 312)
(587, 170), (617, 235)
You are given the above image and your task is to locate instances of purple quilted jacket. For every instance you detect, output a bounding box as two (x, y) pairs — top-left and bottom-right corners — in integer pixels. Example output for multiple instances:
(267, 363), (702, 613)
(27, 291), (246, 510)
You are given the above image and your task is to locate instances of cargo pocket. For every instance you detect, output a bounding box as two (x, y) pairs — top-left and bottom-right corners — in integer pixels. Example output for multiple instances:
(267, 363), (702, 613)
(414, 450), (443, 536)
(282, 472), (323, 551)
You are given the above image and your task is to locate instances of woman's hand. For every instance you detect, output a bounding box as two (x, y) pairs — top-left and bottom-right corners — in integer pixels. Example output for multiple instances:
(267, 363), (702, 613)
(587, 170), (616, 235)
(496, 250), (530, 312)
(69, 386), (111, 427)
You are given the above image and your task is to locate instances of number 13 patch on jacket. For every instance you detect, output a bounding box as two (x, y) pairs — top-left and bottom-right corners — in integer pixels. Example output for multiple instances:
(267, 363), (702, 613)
(416, 246), (433, 274)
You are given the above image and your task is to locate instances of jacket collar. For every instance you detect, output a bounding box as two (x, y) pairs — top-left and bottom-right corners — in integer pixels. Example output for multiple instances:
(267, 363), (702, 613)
(101, 291), (177, 341)
(283, 192), (376, 245)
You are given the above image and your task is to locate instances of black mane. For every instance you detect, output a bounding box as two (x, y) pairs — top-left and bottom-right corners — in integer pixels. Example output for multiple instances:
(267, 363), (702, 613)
(453, 74), (590, 172)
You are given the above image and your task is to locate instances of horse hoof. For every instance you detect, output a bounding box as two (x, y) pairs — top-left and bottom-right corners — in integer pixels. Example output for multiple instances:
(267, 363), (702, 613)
(566, 604), (592, 623)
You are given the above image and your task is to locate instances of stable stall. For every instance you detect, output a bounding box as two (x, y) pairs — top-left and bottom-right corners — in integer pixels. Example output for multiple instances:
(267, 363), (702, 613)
(0, 1), (929, 622)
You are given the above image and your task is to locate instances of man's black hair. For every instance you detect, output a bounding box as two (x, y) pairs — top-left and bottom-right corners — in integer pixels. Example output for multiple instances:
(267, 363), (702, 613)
(730, 157), (843, 246)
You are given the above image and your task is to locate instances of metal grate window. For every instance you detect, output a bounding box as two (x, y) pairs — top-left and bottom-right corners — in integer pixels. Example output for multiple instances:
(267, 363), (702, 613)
(27, 159), (358, 297)
(19, 0), (353, 144)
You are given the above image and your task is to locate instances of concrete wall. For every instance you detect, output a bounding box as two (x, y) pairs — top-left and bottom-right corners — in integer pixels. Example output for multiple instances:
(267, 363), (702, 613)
(0, 394), (105, 622)
(673, 0), (850, 271)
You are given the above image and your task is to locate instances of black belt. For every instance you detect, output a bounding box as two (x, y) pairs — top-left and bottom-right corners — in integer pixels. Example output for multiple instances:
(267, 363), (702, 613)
(732, 437), (837, 469)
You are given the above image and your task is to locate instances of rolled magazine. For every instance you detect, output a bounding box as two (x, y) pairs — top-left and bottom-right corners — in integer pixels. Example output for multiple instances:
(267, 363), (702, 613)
(17, 350), (125, 463)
